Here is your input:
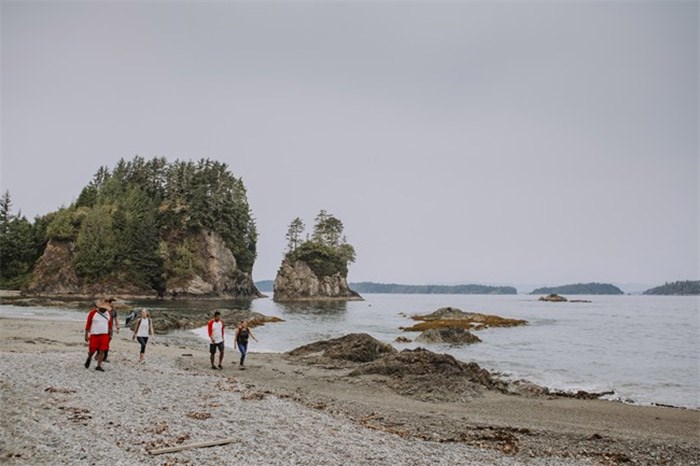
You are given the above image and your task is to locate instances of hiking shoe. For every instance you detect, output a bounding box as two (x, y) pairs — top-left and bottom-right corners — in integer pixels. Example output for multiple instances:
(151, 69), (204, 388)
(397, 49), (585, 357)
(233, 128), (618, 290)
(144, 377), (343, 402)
(218, 364), (223, 370)
(85, 357), (91, 369)
(211, 366), (217, 370)
(95, 366), (104, 372)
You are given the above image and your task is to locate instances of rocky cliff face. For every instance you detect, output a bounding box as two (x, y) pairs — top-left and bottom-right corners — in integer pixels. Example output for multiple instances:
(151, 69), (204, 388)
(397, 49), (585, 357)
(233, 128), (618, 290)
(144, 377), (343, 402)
(27, 230), (260, 298)
(165, 229), (260, 298)
(28, 240), (81, 295)
(273, 259), (362, 301)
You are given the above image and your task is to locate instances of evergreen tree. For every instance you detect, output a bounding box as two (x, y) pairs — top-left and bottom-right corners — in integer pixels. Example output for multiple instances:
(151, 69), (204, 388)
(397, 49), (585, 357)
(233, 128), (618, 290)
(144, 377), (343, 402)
(285, 217), (305, 253)
(74, 206), (118, 281)
(0, 191), (12, 226)
(0, 192), (43, 288)
(311, 209), (344, 247)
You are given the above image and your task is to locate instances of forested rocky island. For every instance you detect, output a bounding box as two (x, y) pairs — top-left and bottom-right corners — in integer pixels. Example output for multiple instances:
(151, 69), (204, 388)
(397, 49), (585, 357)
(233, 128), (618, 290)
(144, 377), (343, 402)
(530, 282), (623, 295)
(643, 280), (700, 295)
(0, 157), (260, 297)
(273, 211), (361, 301)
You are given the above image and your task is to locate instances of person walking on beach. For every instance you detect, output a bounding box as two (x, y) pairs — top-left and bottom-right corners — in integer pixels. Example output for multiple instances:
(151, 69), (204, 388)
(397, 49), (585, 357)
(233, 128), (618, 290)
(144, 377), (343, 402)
(84, 300), (113, 372)
(103, 297), (118, 363)
(234, 321), (258, 370)
(131, 309), (154, 363)
(207, 311), (225, 370)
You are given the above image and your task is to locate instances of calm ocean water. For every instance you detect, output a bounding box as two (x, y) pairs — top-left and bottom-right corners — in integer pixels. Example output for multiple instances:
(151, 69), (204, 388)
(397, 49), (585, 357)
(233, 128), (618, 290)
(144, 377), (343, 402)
(3, 294), (698, 408)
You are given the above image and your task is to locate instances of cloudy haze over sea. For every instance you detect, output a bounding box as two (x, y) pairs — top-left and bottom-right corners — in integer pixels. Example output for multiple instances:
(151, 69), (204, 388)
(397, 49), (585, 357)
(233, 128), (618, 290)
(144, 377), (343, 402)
(2, 1), (697, 287)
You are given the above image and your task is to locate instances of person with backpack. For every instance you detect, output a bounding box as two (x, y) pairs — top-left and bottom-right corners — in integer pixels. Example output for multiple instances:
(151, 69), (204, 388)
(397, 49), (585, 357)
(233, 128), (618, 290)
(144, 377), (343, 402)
(234, 321), (258, 370)
(131, 309), (155, 363)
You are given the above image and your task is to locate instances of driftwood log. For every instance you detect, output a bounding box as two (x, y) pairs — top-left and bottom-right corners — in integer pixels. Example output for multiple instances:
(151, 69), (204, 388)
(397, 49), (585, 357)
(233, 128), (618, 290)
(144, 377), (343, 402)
(147, 437), (236, 455)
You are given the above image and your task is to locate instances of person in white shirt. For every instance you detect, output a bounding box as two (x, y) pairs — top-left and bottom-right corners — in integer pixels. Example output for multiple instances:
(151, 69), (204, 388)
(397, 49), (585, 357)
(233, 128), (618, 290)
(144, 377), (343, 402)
(207, 311), (225, 370)
(84, 300), (113, 372)
(131, 309), (155, 363)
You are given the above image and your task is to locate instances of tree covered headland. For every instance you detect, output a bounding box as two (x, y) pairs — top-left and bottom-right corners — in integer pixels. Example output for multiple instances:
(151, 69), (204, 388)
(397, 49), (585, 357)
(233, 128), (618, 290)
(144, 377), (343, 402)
(643, 280), (700, 296)
(530, 282), (623, 295)
(349, 282), (517, 295)
(283, 210), (356, 277)
(0, 157), (257, 293)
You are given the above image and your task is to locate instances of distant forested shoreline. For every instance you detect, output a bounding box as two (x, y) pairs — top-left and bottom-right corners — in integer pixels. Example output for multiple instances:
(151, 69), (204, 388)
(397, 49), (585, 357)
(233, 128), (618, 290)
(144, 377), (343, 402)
(643, 280), (700, 296)
(530, 283), (623, 295)
(256, 280), (516, 294)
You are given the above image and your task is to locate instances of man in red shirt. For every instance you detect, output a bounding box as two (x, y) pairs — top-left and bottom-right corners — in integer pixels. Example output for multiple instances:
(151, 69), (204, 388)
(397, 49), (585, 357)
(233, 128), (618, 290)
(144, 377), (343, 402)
(84, 300), (113, 372)
(207, 311), (225, 370)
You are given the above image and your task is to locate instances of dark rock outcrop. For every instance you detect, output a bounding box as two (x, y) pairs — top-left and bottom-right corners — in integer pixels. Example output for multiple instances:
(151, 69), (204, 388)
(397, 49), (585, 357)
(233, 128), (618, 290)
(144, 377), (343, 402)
(273, 259), (362, 301)
(287, 333), (396, 363)
(287, 334), (616, 403)
(349, 348), (506, 402)
(538, 294), (568, 302)
(415, 327), (481, 345)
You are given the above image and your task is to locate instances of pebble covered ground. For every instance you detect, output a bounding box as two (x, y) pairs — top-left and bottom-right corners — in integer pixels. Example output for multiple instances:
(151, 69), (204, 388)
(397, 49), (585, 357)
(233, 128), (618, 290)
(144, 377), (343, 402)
(0, 349), (596, 466)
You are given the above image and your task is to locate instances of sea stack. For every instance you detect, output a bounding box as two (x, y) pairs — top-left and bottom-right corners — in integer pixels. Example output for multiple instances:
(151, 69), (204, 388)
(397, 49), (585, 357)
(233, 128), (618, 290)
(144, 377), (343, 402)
(273, 211), (362, 302)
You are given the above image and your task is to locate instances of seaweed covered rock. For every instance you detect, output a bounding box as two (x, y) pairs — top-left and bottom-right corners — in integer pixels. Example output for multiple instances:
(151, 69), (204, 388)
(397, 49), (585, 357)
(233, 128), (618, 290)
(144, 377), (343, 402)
(349, 348), (507, 402)
(401, 307), (527, 332)
(288, 333), (396, 363)
(415, 327), (481, 345)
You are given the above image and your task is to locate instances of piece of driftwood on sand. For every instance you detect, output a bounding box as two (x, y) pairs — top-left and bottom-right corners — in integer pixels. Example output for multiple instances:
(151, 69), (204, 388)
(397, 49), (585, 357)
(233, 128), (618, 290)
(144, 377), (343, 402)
(147, 437), (237, 455)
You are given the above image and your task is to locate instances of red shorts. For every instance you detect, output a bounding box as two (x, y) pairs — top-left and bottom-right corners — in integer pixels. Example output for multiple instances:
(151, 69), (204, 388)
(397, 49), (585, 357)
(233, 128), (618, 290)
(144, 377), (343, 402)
(89, 334), (110, 353)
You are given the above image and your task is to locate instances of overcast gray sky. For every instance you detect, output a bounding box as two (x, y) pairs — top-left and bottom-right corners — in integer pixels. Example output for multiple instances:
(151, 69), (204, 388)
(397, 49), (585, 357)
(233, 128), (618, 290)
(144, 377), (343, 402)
(2, 1), (698, 289)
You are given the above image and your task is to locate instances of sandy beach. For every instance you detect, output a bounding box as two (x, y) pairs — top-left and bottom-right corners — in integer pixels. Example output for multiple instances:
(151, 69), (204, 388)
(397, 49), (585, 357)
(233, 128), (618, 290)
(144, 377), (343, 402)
(0, 315), (698, 465)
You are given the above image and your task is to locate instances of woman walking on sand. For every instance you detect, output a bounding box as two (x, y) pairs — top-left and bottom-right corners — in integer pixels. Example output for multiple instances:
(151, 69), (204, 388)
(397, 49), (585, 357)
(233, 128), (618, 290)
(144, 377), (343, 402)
(132, 309), (154, 363)
(235, 321), (258, 370)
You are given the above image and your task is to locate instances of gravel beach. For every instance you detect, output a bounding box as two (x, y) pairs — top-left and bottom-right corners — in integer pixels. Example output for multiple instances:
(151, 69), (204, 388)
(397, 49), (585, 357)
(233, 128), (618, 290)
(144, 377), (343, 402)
(1, 315), (698, 465)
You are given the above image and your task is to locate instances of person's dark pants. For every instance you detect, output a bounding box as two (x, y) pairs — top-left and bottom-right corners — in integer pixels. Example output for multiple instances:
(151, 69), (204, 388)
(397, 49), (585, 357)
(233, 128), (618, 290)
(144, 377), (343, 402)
(137, 336), (149, 354)
(237, 342), (248, 366)
(210, 342), (224, 368)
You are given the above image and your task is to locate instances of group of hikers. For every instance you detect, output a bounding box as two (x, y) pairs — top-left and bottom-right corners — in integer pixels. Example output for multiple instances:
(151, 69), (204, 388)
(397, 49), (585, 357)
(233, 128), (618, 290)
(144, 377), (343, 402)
(83, 299), (257, 372)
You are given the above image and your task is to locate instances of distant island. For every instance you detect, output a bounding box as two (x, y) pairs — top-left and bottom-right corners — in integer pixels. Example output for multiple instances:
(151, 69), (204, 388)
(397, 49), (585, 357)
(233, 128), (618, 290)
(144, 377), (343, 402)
(530, 283), (623, 295)
(349, 282), (517, 295)
(256, 280), (274, 292)
(643, 280), (700, 296)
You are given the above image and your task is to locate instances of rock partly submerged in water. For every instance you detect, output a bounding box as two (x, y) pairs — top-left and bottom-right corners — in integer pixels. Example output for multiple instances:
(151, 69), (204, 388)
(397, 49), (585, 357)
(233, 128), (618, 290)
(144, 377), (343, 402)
(415, 327), (481, 345)
(150, 309), (283, 334)
(287, 333), (396, 364)
(538, 294), (568, 302)
(400, 307), (527, 332)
